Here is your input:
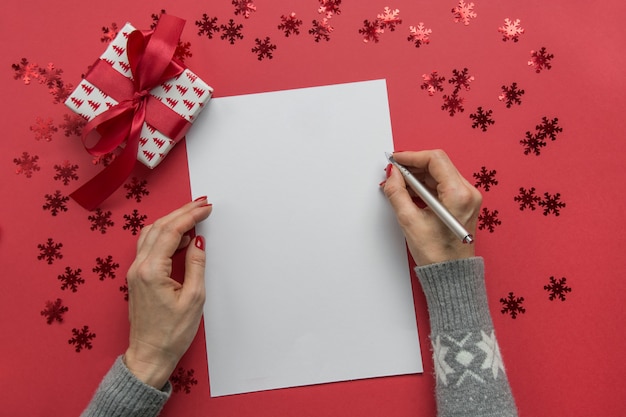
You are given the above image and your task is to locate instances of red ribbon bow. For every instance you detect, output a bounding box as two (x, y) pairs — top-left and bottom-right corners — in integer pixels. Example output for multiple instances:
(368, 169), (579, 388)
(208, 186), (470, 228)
(71, 15), (191, 210)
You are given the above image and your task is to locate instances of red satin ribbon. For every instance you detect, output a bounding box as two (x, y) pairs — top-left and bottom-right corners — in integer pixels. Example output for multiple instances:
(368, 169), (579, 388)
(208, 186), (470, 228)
(71, 15), (191, 210)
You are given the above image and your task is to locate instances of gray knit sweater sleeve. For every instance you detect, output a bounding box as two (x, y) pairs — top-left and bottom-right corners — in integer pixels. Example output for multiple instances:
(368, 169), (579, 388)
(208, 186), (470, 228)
(415, 257), (518, 417)
(80, 356), (171, 417)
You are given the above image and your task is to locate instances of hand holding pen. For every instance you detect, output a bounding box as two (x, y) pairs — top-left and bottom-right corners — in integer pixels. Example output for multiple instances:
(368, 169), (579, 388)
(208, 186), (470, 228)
(381, 150), (483, 266)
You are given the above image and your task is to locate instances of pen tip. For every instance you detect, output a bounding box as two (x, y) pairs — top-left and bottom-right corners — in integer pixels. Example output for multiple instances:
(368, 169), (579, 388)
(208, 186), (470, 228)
(384, 152), (393, 160)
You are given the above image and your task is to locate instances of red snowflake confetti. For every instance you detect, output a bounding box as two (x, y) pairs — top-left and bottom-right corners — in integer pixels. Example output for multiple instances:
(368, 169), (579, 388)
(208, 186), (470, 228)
(473, 167), (498, 191)
(377, 7), (402, 31)
(318, 0), (342, 18)
(101, 23), (119, 43)
(93, 255), (120, 281)
(14, 151), (41, 178)
(170, 367), (199, 394)
(498, 18), (524, 42)
(278, 13), (303, 37)
(174, 41), (193, 63)
(37, 63), (64, 89)
(500, 292), (525, 318)
(124, 177), (150, 202)
(359, 19), (384, 43)
(441, 93), (465, 116)
(196, 14), (220, 39)
(59, 113), (86, 137)
(49, 81), (73, 104)
(451, 1), (477, 26)
(43, 191), (70, 216)
(469, 107), (495, 132)
(520, 132), (546, 155)
(539, 192), (566, 216)
(528, 47), (554, 73)
(514, 187), (541, 210)
(449, 68), (474, 94)
(58, 266), (85, 292)
(41, 298), (68, 324)
(88, 208), (115, 234)
(498, 82), (525, 108)
(12, 58), (40, 84)
(309, 19), (334, 42)
(220, 19), (244, 44)
(544, 276), (572, 301)
(53, 160), (79, 185)
(478, 207), (501, 232)
(535, 117), (562, 141)
(150, 9), (167, 30)
(68, 325), (96, 352)
(421, 71), (446, 96)
(251, 37), (277, 60)
(407, 23), (432, 48)
(37, 238), (63, 264)
(92, 151), (117, 166)
(120, 279), (129, 301)
(123, 209), (147, 235)
(232, 0), (256, 19)
(30, 117), (58, 142)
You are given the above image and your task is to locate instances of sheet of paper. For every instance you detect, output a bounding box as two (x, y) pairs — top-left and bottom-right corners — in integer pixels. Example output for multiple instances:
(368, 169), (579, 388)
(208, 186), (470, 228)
(186, 79), (422, 397)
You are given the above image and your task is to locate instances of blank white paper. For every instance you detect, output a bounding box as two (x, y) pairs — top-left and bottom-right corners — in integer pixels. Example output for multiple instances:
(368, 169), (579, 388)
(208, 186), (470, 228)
(186, 79), (422, 397)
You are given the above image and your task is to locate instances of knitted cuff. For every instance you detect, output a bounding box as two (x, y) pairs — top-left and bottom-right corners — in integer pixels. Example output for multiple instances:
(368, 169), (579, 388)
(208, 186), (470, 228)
(414, 257), (493, 333)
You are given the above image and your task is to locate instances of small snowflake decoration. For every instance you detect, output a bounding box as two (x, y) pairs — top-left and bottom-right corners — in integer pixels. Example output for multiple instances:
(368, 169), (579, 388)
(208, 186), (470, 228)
(499, 82), (525, 108)
(171, 367), (199, 394)
(498, 18), (524, 42)
(37, 63), (64, 89)
(473, 167), (498, 191)
(536, 117), (563, 141)
(451, 1), (477, 26)
(120, 279), (129, 301)
(478, 207), (501, 232)
(528, 47), (554, 73)
(101, 23), (119, 43)
(309, 19), (334, 42)
(12, 58), (40, 85)
(41, 298), (68, 324)
(220, 19), (244, 44)
(232, 0), (256, 19)
(408, 23), (432, 48)
(58, 266), (85, 292)
(88, 208), (115, 234)
(37, 238), (63, 264)
(93, 255), (120, 281)
(251, 37), (277, 60)
(377, 7), (402, 32)
(359, 19), (384, 43)
(43, 191), (70, 216)
(421, 71), (446, 96)
(150, 9), (167, 30)
(68, 325), (96, 352)
(59, 113), (86, 137)
(449, 68), (474, 94)
(53, 161), (79, 185)
(514, 187), (541, 211)
(441, 93), (465, 116)
(544, 276), (572, 301)
(123, 209), (148, 235)
(174, 41), (193, 63)
(318, 0), (342, 18)
(469, 107), (495, 132)
(278, 13), (303, 37)
(195, 14), (220, 39)
(30, 117), (58, 141)
(500, 292), (525, 318)
(14, 151), (41, 178)
(124, 177), (150, 202)
(539, 192), (566, 216)
(520, 132), (546, 155)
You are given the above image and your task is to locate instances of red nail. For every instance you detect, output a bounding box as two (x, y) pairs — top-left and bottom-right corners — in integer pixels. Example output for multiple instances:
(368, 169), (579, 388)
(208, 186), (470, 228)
(194, 235), (205, 251)
(385, 163), (393, 178)
(379, 180), (387, 188)
(200, 203), (213, 208)
(194, 196), (208, 202)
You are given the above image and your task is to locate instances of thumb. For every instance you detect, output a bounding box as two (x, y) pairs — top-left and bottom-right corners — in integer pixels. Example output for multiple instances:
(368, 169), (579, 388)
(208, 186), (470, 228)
(382, 165), (424, 228)
(181, 235), (207, 305)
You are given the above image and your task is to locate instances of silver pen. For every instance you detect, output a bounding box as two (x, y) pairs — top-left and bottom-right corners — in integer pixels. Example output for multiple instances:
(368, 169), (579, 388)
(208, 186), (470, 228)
(385, 152), (474, 244)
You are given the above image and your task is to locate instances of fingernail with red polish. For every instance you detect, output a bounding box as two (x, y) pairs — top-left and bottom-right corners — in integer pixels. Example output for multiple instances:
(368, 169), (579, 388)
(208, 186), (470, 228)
(379, 180), (387, 188)
(194, 235), (205, 251)
(385, 163), (393, 178)
(200, 203), (213, 208)
(194, 196), (208, 202)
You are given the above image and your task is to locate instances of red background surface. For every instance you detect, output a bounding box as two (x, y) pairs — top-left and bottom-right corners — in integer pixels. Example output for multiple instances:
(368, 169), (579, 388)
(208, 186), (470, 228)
(2, 1), (625, 415)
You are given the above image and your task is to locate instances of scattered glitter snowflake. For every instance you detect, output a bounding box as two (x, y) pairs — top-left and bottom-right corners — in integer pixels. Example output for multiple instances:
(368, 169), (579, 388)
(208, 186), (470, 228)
(41, 298), (68, 324)
(318, 0), (342, 18)
(37, 238), (63, 264)
(93, 255), (120, 281)
(514, 187), (541, 211)
(421, 71), (446, 96)
(170, 367), (198, 394)
(451, 1), (477, 26)
(309, 19), (334, 42)
(498, 82), (525, 108)
(92, 151), (117, 166)
(14, 151), (41, 178)
(59, 113), (86, 137)
(120, 279), (129, 301)
(220, 19), (244, 44)
(68, 325), (96, 352)
(123, 209), (147, 235)
(478, 207), (501, 232)
(528, 47), (554, 73)
(49, 81), (73, 104)
(37, 63), (64, 89)
(43, 191), (70, 216)
(124, 177), (150, 202)
(359, 19), (384, 43)
(174, 41), (193, 63)
(520, 132), (546, 156)
(538, 192), (566, 216)
(449, 68), (474, 94)
(58, 266), (85, 292)
(498, 18), (524, 42)
(195, 14), (220, 39)
(101, 23), (119, 43)
(88, 208), (115, 234)
(377, 7), (402, 32)
(53, 160), (79, 185)
(407, 23), (432, 48)
(150, 9), (167, 30)
(30, 117), (58, 142)
(469, 107), (495, 132)
(232, 0), (256, 18)
(12, 58), (40, 84)
(473, 167), (498, 191)
(544, 276), (572, 301)
(441, 93), (465, 116)
(500, 292), (525, 318)
(278, 13), (303, 37)
(251, 37), (277, 60)
(535, 117), (563, 141)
